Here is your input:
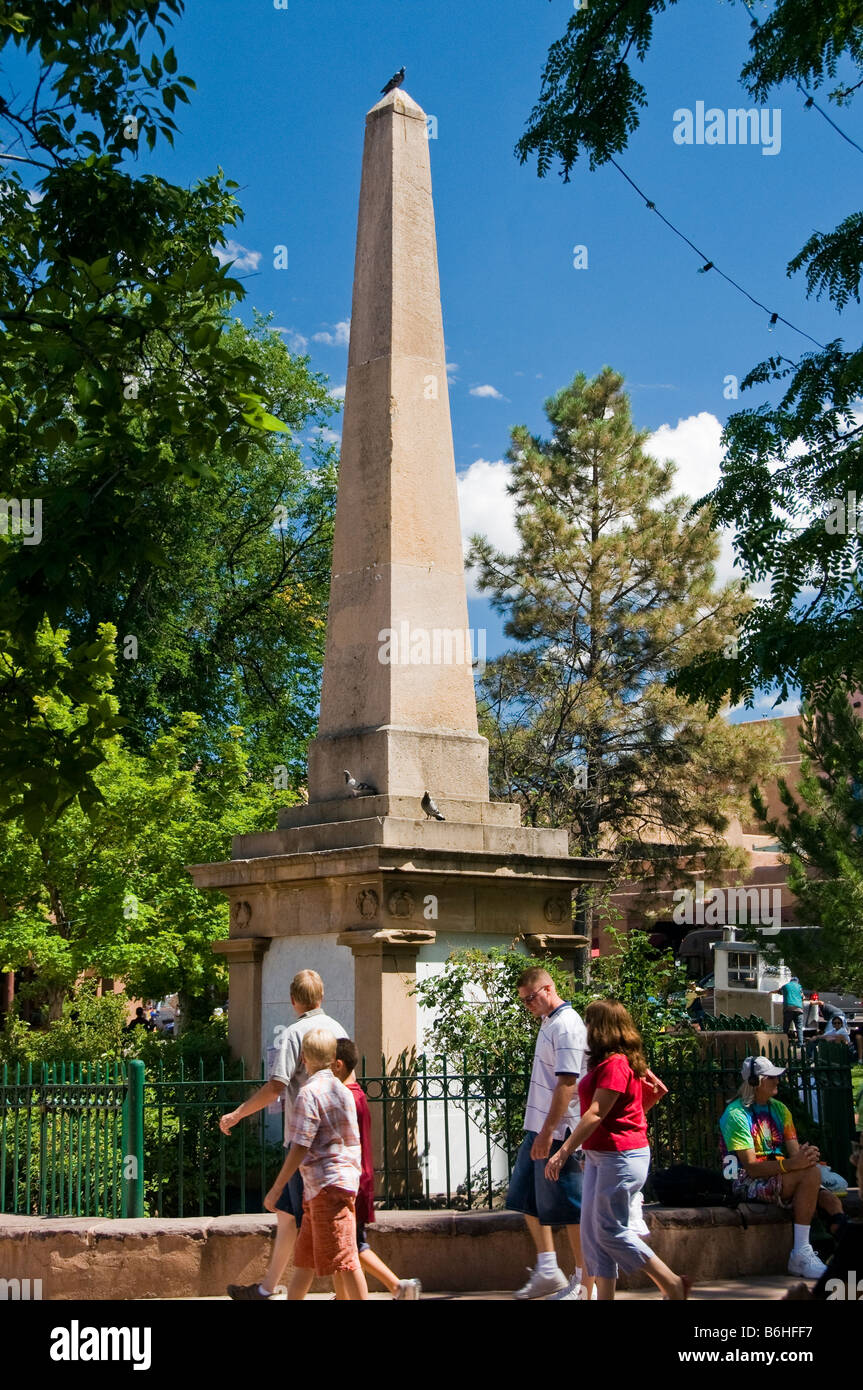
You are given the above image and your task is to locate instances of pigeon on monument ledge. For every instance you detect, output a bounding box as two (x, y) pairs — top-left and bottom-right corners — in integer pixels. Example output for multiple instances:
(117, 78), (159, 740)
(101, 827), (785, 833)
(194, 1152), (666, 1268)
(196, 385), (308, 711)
(344, 769), (378, 797)
(421, 791), (445, 821)
(381, 66), (406, 95)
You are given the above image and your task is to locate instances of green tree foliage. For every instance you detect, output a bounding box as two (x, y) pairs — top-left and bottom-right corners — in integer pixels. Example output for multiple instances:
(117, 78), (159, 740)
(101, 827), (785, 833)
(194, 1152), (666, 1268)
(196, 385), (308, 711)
(412, 946), (572, 1160)
(0, 704), (286, 1019)
(751, 691), (863, 994)
(468, 369), (780, 901)
(517, 1), (863, 708)
(573, 926), (690, 1061)
(0, 1), (295, 824)
(0, 981), (232, 1065)
(412, 946), (572, 1070)
(54, 312), (337, 777)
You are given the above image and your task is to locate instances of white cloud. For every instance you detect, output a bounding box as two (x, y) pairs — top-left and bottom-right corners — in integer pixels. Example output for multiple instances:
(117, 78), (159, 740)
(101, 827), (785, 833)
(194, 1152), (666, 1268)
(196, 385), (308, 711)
(645, 412), (724, 500)
(272, 326), (309, 353)
(630, 382), (678, 391)
(446, 362), (458, 383)
(309, 425), (341, 445)
(312, 319), (351, 348)
(729, 694), (802, 722)
(213, 239), (262, 273)
(329, 384), (346, 401)
(470, 384), (506, 400)
(645, 411), (744, 588)
(457, 458), (520, 596)
(456, 414), (746, 597)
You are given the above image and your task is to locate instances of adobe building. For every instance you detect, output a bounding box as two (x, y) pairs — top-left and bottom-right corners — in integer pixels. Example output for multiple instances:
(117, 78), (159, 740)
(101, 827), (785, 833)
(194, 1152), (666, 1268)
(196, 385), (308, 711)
(190, 88), (608, 1071)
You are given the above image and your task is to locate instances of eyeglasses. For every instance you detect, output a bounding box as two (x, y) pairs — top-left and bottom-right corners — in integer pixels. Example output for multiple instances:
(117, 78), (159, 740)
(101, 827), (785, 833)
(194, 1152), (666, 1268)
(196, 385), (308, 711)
(520, 984), (550, 1006)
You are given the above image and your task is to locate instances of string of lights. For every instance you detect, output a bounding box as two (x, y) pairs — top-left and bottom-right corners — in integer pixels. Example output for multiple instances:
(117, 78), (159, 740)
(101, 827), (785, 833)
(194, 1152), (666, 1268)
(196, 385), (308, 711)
(795, 80), (863, 157)
(606, 157), (827, 351)
(595, 7), (862, 352)
(742, 2), (863, 158)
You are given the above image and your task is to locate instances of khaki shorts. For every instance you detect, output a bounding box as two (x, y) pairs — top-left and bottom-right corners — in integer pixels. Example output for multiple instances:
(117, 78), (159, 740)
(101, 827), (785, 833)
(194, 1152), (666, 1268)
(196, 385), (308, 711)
(293, 1187), (359, 1276)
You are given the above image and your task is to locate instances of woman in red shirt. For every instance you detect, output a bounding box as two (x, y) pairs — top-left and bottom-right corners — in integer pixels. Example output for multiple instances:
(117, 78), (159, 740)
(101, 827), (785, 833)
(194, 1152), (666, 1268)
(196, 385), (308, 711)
(546, 1000), (689, 1301)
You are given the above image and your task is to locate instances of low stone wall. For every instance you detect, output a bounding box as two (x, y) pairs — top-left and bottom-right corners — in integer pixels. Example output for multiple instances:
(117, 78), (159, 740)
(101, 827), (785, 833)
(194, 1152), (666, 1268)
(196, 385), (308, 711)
(5, 1198), (857, 1298)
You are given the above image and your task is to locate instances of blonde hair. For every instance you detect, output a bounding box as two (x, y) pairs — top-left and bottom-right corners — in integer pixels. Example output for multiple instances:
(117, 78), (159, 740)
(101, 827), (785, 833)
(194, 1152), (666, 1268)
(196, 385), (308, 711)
(737, 1080), (762, 1109)
(290, 969), (323, 1010)
(302, 1028), (337, 1072)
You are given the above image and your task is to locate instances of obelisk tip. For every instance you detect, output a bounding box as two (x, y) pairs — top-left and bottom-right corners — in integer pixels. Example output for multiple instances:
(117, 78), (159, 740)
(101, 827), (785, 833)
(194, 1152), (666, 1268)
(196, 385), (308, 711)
(367, 87), (426, 121)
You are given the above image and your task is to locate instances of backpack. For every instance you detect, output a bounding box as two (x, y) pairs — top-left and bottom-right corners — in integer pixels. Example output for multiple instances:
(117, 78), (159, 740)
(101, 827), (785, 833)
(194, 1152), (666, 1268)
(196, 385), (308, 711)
(651, 1163), (746, 1222)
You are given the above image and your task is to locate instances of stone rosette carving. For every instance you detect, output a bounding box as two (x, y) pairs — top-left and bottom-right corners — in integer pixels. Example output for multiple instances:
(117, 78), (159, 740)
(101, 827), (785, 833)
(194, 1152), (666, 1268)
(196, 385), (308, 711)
(387, 889), (415, 920)
(232, 900), (252, 930)
(543, 896), (571, 926)
(356, 889), (379, 920)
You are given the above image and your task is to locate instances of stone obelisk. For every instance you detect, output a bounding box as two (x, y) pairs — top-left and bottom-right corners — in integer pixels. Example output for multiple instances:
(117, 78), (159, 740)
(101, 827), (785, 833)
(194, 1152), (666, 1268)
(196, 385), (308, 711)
(191, 90), (606, 1076)
(309, 87), (487, 803)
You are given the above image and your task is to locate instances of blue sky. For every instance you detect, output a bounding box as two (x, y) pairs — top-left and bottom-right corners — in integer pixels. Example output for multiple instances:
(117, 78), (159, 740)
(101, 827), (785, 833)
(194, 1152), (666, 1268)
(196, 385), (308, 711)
(14, 0), (862, 716)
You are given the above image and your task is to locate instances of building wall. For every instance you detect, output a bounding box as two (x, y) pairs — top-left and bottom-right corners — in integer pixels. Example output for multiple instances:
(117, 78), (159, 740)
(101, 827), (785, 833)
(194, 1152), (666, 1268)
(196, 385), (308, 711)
(260, 935), (355, 1064)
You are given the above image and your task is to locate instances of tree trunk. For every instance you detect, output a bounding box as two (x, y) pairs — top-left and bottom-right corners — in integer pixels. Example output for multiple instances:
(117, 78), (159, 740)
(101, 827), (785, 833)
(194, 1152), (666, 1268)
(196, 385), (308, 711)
(0, 969), (13, 1018)
(46, 986), (66, 1022)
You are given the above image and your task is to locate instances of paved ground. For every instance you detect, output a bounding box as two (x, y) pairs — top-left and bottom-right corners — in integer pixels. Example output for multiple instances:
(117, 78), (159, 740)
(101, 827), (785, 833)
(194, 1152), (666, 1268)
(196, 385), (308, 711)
(184, 1275), (800, 1301)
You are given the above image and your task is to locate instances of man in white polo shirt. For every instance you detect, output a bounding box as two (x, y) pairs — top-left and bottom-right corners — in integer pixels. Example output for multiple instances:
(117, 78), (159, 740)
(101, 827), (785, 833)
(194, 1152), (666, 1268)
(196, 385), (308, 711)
(506, 965), (589, 1301)
(219, 968), (347, 1299)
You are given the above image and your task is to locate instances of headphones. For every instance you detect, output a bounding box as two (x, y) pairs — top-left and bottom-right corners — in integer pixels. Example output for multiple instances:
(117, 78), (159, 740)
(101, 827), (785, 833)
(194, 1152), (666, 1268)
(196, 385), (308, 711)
(746, 1057), (760, 1085)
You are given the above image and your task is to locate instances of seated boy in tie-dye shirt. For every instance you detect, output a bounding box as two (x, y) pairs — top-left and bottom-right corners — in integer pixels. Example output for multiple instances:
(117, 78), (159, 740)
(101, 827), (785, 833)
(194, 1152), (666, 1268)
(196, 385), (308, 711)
(718, 1056), (846, 1281)
(719, 1092), (797, 1204)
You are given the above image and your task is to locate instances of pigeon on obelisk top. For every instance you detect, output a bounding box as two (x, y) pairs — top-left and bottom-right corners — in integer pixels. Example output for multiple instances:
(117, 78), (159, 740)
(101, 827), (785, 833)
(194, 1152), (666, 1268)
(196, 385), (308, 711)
(380, 66), (405, 95)
(307, 86), (489, 805)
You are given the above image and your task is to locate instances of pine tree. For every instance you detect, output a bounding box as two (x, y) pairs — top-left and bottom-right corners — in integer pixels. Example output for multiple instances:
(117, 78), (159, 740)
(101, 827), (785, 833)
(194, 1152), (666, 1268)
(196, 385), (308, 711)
(751, 691), (863, 993)
(468, 368), (780, 910)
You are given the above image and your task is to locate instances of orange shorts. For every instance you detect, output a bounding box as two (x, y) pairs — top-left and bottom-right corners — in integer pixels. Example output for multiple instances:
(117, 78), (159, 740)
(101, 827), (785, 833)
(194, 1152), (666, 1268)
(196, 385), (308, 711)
(293, 1186), (359, 1275)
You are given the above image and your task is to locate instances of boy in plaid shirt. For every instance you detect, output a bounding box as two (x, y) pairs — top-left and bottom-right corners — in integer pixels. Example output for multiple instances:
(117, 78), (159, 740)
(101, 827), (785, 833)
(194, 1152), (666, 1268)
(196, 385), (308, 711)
(265, 1027), (368, 1301)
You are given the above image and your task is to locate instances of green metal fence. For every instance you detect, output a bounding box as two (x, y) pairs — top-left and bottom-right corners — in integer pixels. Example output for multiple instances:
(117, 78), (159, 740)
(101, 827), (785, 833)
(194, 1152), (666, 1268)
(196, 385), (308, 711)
(1, 1046), (856, 1217)
(0, 1060), (145, 1217)
(144, 1056), (281, 1218)
(359, 1051), (531, 1211)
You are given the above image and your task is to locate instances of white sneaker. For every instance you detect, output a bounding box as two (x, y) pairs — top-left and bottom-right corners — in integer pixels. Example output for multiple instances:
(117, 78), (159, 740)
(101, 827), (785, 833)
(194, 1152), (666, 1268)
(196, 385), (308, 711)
(512, 1266), (568, 1300)
(545, 1275), (582, 1301)
(787, 1244), (828, 1280)
(579, 1282), (598, 1301)
(394, 1278), (422, 1300)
